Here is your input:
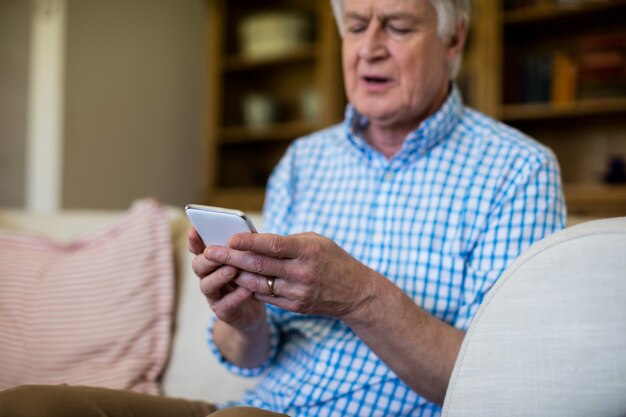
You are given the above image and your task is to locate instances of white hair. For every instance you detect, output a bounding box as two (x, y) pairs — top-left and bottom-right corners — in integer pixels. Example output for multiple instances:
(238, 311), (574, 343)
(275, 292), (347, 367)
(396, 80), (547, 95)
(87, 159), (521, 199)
(330, 0), (471, 78)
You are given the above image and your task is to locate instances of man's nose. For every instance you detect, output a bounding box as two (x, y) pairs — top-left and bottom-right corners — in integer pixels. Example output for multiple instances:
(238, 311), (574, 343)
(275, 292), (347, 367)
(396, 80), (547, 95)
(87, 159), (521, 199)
(358, 27), (388, 61)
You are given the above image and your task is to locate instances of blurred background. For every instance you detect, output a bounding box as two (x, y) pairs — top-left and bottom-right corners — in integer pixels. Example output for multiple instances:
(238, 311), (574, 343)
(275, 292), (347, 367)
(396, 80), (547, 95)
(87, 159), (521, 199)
(1, 0), (625, 217)
(1, 0), (205, 210)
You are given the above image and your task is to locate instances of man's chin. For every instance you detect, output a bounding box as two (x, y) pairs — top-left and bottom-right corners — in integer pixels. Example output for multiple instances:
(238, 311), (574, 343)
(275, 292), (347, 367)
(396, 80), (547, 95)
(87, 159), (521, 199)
(356, 105), (401, 125)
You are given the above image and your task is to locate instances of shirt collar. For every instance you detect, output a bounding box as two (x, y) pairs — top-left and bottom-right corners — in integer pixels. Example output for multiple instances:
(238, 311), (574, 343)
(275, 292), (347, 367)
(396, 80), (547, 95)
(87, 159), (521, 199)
(343, 83), (464, 163)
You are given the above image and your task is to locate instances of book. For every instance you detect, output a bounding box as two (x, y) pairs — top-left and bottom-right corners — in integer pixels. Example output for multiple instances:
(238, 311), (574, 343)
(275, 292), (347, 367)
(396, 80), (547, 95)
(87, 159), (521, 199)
(576, 33), (626, 100)
(552, 50), (578, 104)
(509, 32), (626, 105)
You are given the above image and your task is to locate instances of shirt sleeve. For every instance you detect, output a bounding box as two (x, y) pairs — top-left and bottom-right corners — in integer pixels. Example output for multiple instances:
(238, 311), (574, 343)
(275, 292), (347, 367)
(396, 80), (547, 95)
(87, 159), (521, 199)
(205, 310), (282, 377)
(454, 150), (566, 330)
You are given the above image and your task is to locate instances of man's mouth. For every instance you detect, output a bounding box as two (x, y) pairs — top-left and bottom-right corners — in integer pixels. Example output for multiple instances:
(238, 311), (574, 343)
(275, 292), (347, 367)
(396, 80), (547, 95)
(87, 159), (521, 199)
(362, 75), (391, 84)
(360, 75), (394, 92)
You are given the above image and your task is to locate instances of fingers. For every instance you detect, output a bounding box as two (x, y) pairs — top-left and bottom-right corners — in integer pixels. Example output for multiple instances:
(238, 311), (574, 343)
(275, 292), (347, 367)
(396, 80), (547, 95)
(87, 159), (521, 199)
(234, 271), (316, 315)
(199, 264), (238, 303)
(187, 227), (205, 255)
(228, 233), (303, 259)
(233, 271), (291, 299)
(210, 286), (256, 323)
(196, 262), (265, 329)
(237, 275), (295, 311)
(205, 245), (287, 278)
(191, 252), (222, 278)
(254, 292), (310, 315)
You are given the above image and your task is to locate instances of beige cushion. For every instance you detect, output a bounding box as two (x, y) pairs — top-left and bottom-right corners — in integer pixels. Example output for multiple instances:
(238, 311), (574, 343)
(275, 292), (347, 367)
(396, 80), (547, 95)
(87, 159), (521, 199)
(162, 212), (263, 402)
(0, 200), (174, 395)
(443, 217), (626, 417)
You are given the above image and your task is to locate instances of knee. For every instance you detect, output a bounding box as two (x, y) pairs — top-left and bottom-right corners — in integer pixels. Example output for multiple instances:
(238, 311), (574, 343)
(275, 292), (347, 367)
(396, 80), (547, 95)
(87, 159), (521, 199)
(0, 385), (65, 417)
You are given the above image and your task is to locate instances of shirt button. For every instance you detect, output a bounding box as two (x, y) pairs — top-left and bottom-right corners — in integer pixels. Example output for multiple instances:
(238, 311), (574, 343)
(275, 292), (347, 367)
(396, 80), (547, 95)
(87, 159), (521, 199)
(383, 171), (394, 181)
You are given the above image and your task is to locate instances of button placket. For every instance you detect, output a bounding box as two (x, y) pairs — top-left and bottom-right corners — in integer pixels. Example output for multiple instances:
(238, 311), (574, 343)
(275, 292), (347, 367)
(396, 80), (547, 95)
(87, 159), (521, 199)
(371, 169), (395, 260)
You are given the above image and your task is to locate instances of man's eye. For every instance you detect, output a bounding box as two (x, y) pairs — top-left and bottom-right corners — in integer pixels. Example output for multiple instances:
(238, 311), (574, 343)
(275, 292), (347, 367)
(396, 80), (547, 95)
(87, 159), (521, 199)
(389, 26), (412, 34)
(347, 24), (367, 34)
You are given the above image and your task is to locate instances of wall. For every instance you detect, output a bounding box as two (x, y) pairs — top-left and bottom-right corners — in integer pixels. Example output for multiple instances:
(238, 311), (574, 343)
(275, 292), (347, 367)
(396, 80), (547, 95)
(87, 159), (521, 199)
(62, 0), (206, 209)
(0, 0), (30, 208)
(0, 0), (207, 210)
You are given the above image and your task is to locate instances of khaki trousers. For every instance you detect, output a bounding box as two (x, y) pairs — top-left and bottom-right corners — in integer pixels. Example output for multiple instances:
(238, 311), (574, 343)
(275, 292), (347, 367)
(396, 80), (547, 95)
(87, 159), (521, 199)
(0, 385), (288, 417)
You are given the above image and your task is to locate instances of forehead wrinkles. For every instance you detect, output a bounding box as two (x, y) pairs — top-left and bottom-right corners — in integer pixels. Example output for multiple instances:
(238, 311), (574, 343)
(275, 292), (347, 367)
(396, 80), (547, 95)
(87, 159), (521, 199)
(344, 0), (435, 23)
(345, 11), (421, 25)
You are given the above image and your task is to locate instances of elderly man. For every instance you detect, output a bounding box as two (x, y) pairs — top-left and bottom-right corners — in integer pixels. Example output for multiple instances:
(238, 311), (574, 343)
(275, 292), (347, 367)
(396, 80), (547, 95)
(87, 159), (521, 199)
(194, 0), (565, 414)
(0, 0), (565, 416)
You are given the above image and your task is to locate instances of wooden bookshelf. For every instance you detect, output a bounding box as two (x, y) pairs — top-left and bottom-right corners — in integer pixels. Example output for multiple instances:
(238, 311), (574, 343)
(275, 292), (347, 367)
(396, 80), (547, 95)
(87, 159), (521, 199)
(210, 187), (268, 213)
(565, 183), (626, 217)
(220, 120), (319, 144)
(501, 1), (626, 108)
(472, 0), (626, 217)
(222, 45), (318, 72)
(503, 0), (626, 25)
(204, 0), (344, 211)
(501, 97), (626, 121)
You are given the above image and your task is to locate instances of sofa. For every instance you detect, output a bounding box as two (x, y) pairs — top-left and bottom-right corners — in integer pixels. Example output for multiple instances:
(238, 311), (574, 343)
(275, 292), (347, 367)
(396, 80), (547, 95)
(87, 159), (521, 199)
(443, 216), (626, 416)
(2, 200), (623, 415)
(0, 200), (260, 405)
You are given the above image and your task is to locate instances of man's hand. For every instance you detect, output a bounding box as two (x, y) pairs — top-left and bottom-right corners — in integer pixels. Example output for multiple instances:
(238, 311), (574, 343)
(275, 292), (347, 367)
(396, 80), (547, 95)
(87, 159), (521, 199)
(203, 232), (378, 323)
(188, 228), (266, 333)
(203, 230), (464, 405)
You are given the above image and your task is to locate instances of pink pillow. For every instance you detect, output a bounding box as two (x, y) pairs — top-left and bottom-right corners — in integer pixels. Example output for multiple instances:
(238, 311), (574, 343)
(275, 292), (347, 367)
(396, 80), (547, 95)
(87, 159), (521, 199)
(0, 200), (173, 395)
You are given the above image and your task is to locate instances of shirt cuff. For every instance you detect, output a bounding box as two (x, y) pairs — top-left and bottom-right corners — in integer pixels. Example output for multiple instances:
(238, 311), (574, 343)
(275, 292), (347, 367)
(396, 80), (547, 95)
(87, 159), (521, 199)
(205, 309), (281, 377)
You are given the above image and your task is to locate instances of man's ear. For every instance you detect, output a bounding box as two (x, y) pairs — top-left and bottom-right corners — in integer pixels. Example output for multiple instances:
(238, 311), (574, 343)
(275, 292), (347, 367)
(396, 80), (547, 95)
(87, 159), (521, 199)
(446, 18), (468, 61)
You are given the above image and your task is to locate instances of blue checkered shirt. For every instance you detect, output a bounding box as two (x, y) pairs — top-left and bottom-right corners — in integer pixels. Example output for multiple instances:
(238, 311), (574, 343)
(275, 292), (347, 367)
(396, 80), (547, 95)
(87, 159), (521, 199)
(207, 86), (566, 416)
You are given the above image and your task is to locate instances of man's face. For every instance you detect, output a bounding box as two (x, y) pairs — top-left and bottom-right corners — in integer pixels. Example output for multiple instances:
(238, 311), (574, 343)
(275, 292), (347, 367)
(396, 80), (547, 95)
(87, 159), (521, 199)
(342, 0), (459, 128)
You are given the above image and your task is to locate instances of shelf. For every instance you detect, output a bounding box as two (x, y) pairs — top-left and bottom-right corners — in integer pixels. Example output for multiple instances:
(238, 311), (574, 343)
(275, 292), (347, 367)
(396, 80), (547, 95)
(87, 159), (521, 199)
(205, 0), (343, 210)
(564, 183), (626, 217)
(222, 45), (317, 72)
(501, 98), (626, 121)
(504, 0), (626, 25)
(220, 119), (319, 144)
(464, 1), (626, 219)
(209, 187), (267, 212)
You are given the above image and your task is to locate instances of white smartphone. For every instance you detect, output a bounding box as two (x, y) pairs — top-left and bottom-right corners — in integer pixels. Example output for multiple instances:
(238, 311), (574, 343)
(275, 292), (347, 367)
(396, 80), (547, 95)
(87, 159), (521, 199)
(185, 204), (257, 247)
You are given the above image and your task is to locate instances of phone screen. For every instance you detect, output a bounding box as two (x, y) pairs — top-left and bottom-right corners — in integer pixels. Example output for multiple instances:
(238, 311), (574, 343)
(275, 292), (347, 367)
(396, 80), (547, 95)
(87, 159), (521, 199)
(185, 204), (256, 247)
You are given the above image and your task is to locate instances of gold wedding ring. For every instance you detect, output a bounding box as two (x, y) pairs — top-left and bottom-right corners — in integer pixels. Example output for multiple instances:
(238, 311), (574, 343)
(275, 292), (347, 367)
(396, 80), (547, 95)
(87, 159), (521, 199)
(266, 277), (276, 297)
